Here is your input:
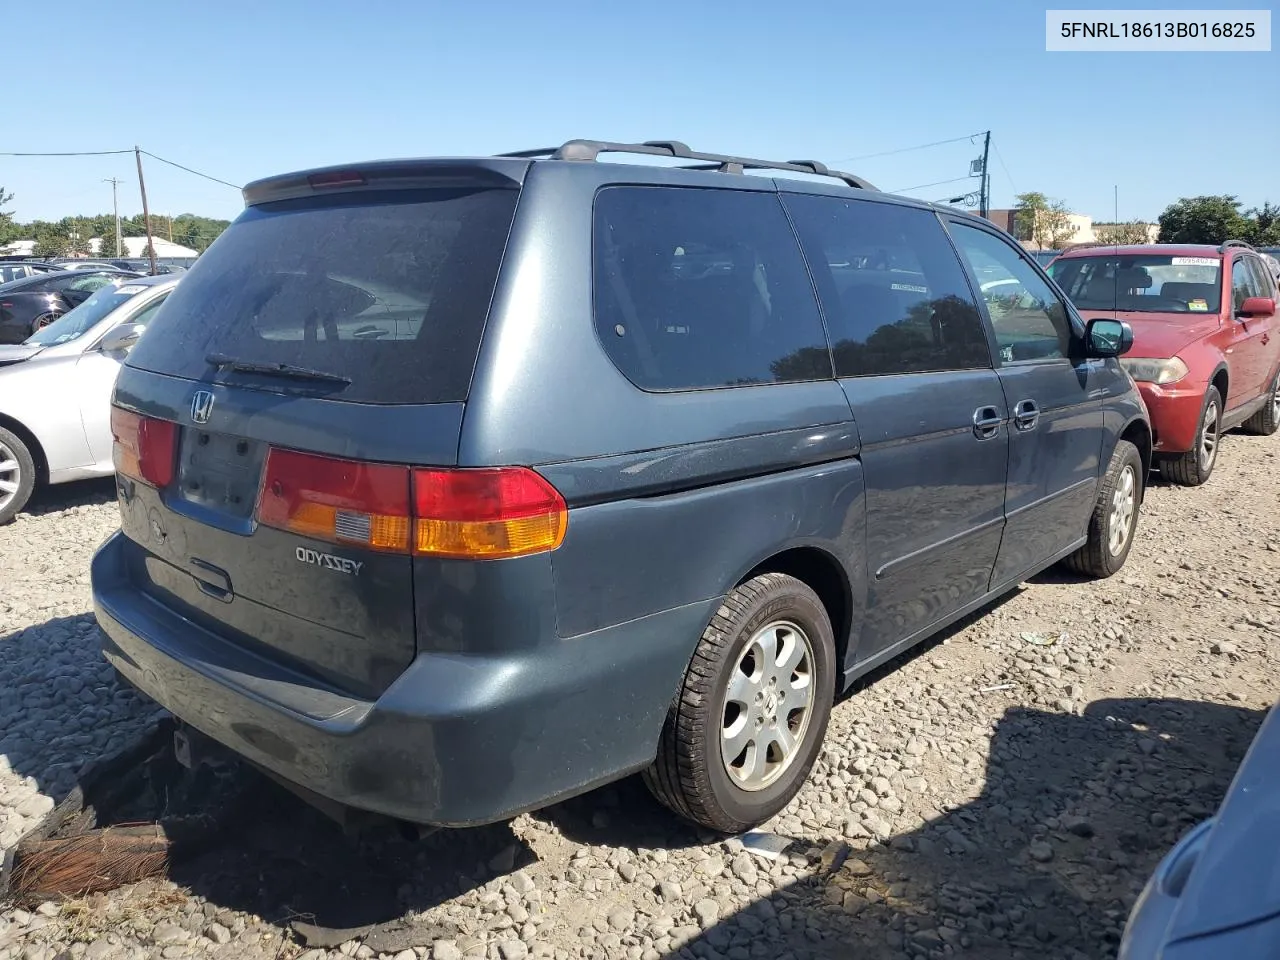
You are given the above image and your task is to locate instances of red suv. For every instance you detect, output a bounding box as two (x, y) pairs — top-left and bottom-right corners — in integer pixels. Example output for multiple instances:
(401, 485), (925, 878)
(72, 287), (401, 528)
(1048, 241), (1279, 485)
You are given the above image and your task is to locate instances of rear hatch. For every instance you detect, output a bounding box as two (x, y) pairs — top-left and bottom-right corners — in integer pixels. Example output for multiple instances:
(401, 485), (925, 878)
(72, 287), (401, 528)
(109, 165), (522, 699)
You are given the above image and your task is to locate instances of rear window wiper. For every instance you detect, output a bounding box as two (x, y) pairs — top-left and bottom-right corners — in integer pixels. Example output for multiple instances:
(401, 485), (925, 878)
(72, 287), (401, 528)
(205, 353), (352, 385)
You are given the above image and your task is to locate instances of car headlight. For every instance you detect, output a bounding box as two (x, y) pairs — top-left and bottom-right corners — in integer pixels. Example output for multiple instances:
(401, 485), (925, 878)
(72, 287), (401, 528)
(1120, 357), (1189, 384)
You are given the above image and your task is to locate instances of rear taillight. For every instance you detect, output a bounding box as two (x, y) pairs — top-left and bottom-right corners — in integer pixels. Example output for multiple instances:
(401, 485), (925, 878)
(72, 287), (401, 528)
(110, 407), (177, 487)
(258, 449), (412, 553)
(256, 451), (567, 560)
(413, 467), (567, 559)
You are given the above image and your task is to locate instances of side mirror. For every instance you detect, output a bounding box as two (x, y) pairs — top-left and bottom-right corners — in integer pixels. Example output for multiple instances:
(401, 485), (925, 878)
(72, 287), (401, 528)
(99, 322), (145, 352)
(1238, 296), (1276, 319)
(1086, 318), (1133, 358)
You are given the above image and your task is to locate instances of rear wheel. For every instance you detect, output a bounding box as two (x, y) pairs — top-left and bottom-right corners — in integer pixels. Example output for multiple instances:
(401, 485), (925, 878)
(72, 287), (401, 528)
(644, 573), (837, 833)
(0, 426), (36, 525)
(30, 313), (60, 334)
(1062, 438), (1142, 579)
(1160, 387), (1221, 486)
(1242, 371), (1280, 436)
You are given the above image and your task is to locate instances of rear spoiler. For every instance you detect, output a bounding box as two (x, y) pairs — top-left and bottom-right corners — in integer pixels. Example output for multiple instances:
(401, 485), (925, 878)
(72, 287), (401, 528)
(242, 158), (530, 206)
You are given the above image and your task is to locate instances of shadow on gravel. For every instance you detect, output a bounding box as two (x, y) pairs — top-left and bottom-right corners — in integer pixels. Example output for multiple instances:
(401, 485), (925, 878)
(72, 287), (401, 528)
(18, 477), (117, 518)
(657, 696), (1264, 960)
(0, 614), (152, 845)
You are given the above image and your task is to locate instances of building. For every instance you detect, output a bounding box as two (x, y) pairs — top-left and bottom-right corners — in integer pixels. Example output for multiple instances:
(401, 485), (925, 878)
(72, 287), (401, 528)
(92, 237), (199, 259)
(978, 210), (1159, 249)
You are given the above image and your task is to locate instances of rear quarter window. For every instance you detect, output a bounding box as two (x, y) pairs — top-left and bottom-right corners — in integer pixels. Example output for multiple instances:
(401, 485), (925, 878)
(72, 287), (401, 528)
(125, 187), (519, 404)
(593, 186), (833, 391)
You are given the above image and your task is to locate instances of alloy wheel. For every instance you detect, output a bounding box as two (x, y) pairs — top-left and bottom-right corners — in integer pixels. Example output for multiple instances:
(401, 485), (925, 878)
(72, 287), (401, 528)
(0, 439), (21, 513)
(1199, 400), (1219, 472)
(721, 620), (816, 792)
(1108, 464), (1136, 556)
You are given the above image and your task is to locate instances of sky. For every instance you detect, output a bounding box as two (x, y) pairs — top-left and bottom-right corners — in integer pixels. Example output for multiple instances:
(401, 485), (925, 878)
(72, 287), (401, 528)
(3, 0), (1276, 227)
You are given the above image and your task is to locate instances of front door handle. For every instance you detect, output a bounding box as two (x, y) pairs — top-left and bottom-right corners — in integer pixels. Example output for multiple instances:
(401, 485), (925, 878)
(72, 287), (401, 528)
(1013, 399), (1040, 431)
(972, 406), (1001, 440)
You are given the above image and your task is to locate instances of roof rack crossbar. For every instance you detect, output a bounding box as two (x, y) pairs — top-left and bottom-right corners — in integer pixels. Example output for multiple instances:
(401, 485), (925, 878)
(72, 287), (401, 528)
(1220, 239), (1256, 253)
(502, 139), (877, 190)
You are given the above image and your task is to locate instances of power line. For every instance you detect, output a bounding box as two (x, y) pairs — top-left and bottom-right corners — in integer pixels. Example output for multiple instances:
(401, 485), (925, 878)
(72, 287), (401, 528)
(140, 151), (241, 191)
(0, 149), (133, 157)
(991, 141), (1017, 194)
(830, 132), (986, 164)
(888, 175), (975, 194)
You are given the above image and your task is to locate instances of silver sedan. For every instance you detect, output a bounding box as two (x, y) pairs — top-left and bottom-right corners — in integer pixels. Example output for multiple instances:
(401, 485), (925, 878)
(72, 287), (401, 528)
(0, 274), (179, 523)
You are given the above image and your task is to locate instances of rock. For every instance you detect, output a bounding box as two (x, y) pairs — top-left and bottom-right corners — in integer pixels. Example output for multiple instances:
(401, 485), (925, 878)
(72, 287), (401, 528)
(391, 952), (416, 960)
(607, 907), (634, 931)
(83, 940), (118, 960)
(1062, 815), (1094, 838)
(1211, 640), (1237, 655)
(870, 777), (893, 797)
(863, 815), (893, 839)
(149, 923), (188, 945)
(432, 942), (463, 960)
(699, 856), (725, 877)
(818, 841), (850, 871)
(14, 794), (53, 819)
(843, 858), (872, 878)
(904, 737), (927, 756)
(731, 853), (756, 882)
(658, 880), (683, 901)
(617, 862), (637, 882)
(1029, 841), (1055, 863)
(842, 891), (867, 914)
(489, 844), (519, 873)
(498, 942), (529, 960)
(694, 900), (720, 927)
(511, 871), (536, 895)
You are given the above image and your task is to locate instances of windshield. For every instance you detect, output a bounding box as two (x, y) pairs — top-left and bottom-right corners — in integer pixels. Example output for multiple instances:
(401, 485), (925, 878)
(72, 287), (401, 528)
(1048, 254), (1223, 314)
(25, 280), (140, 345)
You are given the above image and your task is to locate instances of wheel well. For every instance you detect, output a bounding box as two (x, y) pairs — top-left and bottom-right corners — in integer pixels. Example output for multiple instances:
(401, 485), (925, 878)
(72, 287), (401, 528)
(742, 547), (853, 665)
(1120, 419), (1152, 485)
(0, 413), (47, 484)
(1212, 367), (1229, 406)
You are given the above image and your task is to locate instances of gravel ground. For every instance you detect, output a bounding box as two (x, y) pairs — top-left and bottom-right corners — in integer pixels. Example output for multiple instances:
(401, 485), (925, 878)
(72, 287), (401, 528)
(1, 431), (1278, 960)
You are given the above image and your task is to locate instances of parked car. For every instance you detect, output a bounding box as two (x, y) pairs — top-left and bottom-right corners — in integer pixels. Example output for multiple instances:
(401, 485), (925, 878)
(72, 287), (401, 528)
(91, 139), (1150, 834)
(0, 274), (177, 523)
(1120, 699), (1280, 959)
(1048, 241), (1280, 485)
(0, 269), (142, 344)
(0, 260), (67, 284)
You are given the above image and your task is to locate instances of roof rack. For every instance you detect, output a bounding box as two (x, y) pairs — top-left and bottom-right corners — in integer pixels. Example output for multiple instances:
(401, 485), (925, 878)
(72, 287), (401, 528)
(497, 139), (877, 191)
(1220, 239), (1256, 253)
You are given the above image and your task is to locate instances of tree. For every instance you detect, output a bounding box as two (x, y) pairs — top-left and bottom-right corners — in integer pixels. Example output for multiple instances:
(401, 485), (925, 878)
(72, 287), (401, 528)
(31, 220), (72, 258)
(1095, 221), (1153, 245)
(0, 185), (16, 246)
(1245, 202), (1280, 247)
(1157, 196), (1250, 245)
(1013, 192), (1075, 250)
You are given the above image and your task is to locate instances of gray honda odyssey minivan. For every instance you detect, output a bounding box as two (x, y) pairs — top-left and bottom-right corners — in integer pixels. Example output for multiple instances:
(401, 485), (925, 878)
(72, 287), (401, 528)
(92, 139), (1150, 833)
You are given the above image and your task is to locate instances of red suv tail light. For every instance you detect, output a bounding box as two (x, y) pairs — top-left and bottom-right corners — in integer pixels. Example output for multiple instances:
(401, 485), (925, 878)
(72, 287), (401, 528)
(256, 450), (567, 560)
(110, 407), (177, 487)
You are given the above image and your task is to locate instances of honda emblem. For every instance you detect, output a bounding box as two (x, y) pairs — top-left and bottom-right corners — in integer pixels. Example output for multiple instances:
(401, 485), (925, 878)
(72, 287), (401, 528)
(190, 390), (215, 425)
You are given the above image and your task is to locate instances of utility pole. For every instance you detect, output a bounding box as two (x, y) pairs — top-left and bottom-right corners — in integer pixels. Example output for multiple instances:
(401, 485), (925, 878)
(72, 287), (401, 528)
(103, 178), (123, 257)
(979, 131), (991, 220)
(134, 147), (157, 276)
(1114, 184), (1119, 223)
(167, 214), (173, 243)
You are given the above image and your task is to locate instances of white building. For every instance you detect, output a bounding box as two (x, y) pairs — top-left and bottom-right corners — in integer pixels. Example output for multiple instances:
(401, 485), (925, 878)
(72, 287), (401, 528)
(92, 237), (199, 259)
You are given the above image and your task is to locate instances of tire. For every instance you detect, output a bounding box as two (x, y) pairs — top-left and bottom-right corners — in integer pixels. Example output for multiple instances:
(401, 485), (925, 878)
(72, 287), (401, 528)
(643, 573), (837, 833)
(30, 313), (60, 335)
(1160, 387), (1222, 486)
(0, 425), (37, 525)
(1241, 371), (1280, 436)
(1062, 438), (1143, 579)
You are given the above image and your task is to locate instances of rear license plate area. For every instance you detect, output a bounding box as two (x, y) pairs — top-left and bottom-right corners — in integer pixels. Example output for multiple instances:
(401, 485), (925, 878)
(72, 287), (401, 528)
(175, 428), (267, 520)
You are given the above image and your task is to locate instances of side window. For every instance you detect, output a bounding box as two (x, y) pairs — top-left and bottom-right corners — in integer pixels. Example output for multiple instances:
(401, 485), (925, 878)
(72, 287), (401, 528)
(948, 223), (1072, 363)
(70, 274), (118, 293)
(593, 186), (832, 391)
(128, 295), (168, 327)
(1231, 257), (1264, 309)
(784, 195), (991, 377)
(1244, 256), (1275, 300)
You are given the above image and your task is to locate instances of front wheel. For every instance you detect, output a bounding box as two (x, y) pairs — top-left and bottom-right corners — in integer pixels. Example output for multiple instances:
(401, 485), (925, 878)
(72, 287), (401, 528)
(1160, 387), (1222, 486)
(643, 573), (837, 833)
(0, 425), (37, 525)
(30, 313), (60, 335)
(1062, 438), (1143, 579)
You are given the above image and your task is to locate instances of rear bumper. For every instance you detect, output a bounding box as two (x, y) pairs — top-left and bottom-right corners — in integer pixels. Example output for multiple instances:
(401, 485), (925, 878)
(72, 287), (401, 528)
(92, 531), (713, 826)
(1136, 381), (1206, 455)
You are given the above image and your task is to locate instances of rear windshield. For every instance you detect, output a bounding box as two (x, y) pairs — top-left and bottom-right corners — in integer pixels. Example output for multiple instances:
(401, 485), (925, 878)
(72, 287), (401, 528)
(1047, 254), (1223, 314)
(125, 187), (519, 404)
